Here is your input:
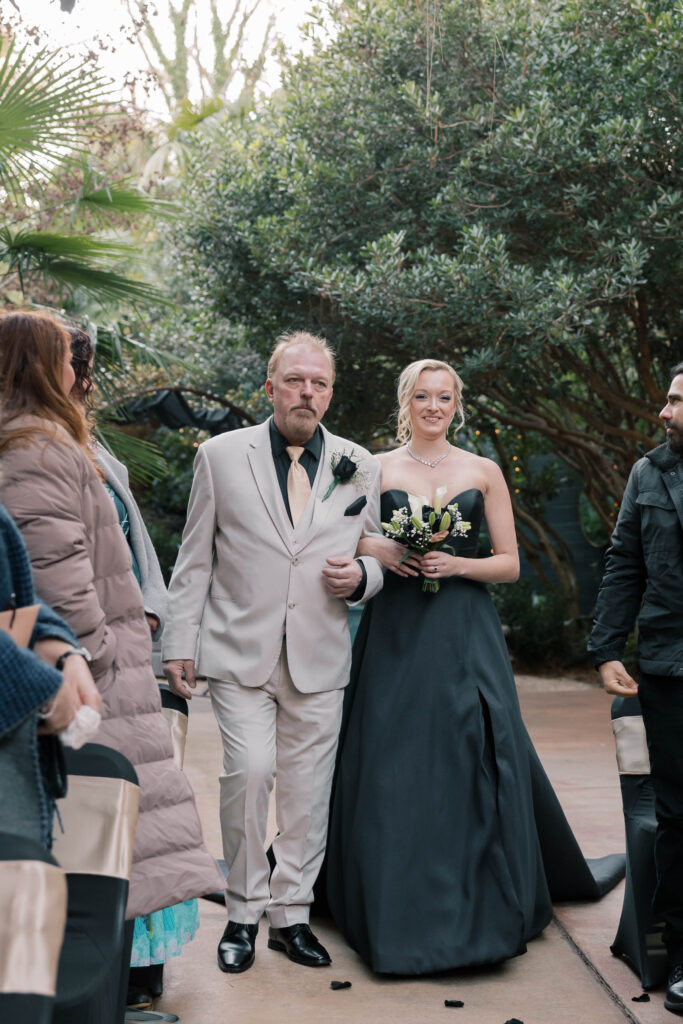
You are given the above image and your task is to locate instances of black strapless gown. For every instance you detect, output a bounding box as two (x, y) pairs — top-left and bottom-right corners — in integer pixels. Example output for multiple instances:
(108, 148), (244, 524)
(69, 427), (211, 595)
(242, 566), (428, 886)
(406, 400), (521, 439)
(325, 488), (623, 975)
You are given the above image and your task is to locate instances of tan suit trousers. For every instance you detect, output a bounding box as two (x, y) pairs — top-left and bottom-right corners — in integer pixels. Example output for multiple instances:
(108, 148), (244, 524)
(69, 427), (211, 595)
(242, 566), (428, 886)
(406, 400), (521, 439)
(208, 643), (344, 927)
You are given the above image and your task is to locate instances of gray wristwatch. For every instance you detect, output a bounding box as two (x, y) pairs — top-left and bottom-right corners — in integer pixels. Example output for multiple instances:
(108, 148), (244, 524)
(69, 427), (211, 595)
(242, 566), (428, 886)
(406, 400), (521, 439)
(55, 646), (91, 672)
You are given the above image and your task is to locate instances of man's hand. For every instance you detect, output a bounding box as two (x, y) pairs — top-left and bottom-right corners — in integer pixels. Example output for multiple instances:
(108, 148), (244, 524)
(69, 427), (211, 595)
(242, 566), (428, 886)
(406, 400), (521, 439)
(146, 613), (160, 635)
(164, 659), (197, 700)
(322, 556), (363, 599)
(598, 660), (639, 697)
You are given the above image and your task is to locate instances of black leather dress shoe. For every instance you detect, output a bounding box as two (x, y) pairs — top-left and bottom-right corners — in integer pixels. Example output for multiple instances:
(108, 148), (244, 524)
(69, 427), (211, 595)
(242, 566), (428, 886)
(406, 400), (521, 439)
(267, 924), (331, 967)
(217, 922), (258, 973)
(126, 989), (153, 1010)
(666, 964), (683, 1014)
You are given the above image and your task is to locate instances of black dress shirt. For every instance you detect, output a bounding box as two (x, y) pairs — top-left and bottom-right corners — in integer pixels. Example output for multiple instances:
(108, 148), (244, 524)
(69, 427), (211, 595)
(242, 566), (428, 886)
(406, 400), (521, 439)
(268, 418), (366, 601)
(269, 419), (323, 522)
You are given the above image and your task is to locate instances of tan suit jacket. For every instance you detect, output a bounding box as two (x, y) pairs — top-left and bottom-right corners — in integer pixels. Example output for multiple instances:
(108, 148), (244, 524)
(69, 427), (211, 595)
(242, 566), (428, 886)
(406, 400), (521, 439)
(163, 419), (383, 693)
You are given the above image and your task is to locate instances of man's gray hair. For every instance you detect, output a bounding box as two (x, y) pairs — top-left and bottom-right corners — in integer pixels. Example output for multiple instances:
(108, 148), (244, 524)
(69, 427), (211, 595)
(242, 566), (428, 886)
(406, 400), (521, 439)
(267, 331), (336, 381)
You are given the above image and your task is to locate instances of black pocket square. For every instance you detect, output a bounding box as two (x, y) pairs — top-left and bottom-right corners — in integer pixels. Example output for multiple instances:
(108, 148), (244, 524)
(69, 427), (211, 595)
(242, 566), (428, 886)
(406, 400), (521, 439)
(344, 496), (367, 516)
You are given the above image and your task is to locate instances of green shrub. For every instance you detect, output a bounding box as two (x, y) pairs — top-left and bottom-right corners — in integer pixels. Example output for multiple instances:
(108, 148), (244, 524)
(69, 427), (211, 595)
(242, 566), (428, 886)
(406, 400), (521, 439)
(490, 579), (584, 669)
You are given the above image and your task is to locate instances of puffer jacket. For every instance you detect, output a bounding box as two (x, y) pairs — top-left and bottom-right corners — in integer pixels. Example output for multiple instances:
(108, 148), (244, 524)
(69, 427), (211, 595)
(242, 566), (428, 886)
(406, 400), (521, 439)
(97, 445), (168, 676)
(588, 443), (683, 676)
(0, 418), (223, 916)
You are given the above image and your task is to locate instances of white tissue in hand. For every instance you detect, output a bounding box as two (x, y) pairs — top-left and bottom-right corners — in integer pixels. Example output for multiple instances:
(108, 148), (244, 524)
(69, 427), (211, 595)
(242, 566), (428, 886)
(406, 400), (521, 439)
(59, 705), (102, 749)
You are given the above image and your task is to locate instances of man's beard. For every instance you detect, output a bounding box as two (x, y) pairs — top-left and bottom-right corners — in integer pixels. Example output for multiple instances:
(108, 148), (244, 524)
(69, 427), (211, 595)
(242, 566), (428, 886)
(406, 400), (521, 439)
(285, 408), (317, 443)
(666, 430), (683, 457)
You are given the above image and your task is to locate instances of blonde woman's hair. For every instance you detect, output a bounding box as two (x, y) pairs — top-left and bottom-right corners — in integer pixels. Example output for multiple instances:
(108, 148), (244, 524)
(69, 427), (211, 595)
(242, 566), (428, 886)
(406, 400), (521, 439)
(396, 359), (465, 444)
(267, 330), (336, 382)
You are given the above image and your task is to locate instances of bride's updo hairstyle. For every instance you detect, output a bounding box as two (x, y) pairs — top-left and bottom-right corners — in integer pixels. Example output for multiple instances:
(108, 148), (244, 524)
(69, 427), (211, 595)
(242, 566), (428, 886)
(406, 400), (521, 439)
(396, 358), (465, 444)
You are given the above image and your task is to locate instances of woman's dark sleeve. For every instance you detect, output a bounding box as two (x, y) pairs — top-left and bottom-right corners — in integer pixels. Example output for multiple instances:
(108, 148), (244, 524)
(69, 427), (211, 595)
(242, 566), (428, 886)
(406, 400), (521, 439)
(0, 632), (62, 738)
(31, 601), (78, 648)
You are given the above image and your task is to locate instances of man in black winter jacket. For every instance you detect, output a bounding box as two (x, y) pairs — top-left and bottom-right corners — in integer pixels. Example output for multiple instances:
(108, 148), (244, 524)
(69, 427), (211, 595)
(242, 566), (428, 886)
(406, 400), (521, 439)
(588, 361), (683, 1015)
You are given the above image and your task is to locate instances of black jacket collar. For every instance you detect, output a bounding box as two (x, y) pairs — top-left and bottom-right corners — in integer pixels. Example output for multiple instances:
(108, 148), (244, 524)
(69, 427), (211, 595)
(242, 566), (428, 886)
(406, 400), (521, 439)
(645, 442), (683, 472)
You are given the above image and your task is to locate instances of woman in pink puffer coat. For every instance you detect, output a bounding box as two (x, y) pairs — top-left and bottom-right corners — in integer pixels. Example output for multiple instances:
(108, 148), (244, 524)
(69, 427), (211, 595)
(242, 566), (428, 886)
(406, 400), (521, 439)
(0, 309), (222, 921)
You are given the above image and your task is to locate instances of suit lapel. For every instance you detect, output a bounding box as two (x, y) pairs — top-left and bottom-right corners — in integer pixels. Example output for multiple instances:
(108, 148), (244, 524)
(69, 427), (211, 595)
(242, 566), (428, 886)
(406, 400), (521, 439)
(247, 420), (295, 554)
(295, 427), (352, 554)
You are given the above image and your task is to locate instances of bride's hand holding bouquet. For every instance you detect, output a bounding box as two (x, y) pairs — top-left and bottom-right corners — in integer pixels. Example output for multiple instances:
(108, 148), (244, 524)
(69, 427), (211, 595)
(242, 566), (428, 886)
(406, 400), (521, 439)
(381, 486), (471, 593)
(357, 533), (423, 577)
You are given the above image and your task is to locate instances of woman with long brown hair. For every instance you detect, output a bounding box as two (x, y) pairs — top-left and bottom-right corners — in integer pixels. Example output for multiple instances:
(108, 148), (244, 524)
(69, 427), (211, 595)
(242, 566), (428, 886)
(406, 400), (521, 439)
(0, 310), (222, 979)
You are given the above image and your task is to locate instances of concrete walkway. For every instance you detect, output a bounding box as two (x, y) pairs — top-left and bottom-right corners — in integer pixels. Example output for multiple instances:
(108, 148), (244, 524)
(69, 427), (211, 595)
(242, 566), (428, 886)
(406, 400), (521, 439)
(155, 675), (667, 1024)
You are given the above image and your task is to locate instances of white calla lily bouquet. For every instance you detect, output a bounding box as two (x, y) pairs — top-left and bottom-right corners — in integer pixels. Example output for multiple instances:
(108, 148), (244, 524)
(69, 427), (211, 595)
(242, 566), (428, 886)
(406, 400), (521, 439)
(381, 485), (471, 593)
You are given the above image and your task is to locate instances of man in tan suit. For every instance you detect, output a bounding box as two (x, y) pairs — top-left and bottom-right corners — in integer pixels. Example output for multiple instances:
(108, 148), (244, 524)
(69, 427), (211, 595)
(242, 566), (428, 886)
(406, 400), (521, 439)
(163, 332), (382, 972)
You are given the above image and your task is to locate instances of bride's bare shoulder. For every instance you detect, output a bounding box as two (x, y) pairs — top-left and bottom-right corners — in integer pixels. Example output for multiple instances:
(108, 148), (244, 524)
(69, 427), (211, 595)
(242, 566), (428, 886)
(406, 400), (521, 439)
(376, 447), (407, 470)
(451, 448), (490, 473)
(451, 448), (505, 493)
(375, 447), (411, 489)
(472, 451), (505, 479)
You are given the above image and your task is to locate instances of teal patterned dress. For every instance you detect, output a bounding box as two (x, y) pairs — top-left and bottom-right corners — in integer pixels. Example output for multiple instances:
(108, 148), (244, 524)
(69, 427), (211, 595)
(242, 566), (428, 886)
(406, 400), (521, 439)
(105, 483), (200, 966)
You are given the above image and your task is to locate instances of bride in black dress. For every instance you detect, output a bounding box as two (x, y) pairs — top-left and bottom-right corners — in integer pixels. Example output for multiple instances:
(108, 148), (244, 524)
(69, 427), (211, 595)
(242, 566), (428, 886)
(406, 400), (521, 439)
(325, 358), (623, 975)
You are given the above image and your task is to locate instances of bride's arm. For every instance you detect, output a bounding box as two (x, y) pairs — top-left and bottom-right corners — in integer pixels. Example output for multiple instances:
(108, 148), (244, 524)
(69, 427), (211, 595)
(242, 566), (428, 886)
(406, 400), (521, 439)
(420, 462), (520, 584)
(357, 535), (421, 576)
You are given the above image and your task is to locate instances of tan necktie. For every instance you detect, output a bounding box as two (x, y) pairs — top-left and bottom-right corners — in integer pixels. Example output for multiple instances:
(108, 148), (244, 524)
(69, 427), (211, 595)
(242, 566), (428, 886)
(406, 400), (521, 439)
(286, 446), (312, 527)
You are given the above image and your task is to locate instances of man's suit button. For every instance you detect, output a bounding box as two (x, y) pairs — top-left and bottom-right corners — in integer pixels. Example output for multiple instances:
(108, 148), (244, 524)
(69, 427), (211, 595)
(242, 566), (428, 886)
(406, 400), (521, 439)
(292, 557), (299, 566)
(288, 601), (295, 609)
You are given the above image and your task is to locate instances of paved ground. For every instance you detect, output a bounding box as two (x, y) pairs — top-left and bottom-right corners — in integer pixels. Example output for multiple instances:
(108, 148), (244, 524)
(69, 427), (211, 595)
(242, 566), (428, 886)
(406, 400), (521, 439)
(154, 674), (668, 1024)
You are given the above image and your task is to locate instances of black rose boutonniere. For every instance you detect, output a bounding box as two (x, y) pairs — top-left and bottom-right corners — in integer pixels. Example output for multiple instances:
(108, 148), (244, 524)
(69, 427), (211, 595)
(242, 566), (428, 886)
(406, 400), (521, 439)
(323, 451), (365, 501)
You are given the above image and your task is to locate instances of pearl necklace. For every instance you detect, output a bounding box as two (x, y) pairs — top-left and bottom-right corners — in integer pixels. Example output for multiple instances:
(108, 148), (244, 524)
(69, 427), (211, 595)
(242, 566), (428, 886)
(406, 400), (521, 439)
(406, 445), (451, 468)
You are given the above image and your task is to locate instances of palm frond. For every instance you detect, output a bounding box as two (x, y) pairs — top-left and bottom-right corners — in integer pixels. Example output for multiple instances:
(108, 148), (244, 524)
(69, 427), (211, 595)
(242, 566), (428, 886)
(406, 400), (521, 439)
(167, 97), (224, 141)
(45, 262), (167, 306)
(0, 39), (113, 199)
(75, 184), (178, 224)
(94, 322), (189, 375)
(0, 228), (143, 263)
(69, 163), (178, 230)
(96, 423), (168, 486)
(0, 228), (167, 307)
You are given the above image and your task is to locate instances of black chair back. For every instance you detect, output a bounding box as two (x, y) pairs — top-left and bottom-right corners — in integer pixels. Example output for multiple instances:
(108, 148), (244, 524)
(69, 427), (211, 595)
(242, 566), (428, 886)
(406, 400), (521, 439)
(52, 743), (139, 1024)
(610, 695), (667, 989)
(158, 684), (189, 770)
(0, 833), (67, 1024)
